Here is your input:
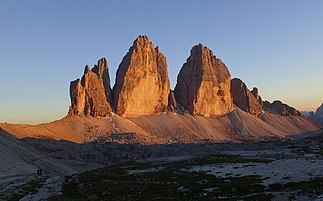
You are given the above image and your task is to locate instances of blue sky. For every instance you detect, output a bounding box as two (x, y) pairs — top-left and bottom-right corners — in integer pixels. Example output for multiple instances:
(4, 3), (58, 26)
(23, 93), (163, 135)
(1, 0), (323, 124)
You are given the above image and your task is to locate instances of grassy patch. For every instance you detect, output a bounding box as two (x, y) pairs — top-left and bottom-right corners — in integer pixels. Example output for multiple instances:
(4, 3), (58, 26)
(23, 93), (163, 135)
(7, 177), (46, 201)
(188, 153), (272, 164)
(49, 153), (323, 201)
(268, 177), (323, 194)
(51, 153), (270, 201)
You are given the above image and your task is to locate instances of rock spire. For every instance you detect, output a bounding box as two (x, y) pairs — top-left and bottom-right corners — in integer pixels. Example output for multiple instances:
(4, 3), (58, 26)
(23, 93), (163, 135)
(113, 35), (170, 117)
(230, 78), (263, 117)
(69, 58), (113, 117)
(174, 44), (233, 116)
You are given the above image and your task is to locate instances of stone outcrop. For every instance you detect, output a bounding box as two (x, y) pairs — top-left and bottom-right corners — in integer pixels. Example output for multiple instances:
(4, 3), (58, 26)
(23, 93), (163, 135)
(174, 44), (233, 116)
(271, 101), (290, 116)
(251, 87), (263, 107)
(263, 101), (277, 114)
(113, 35), (170, 117)
(263, 100), (302, 117)
(230, 78), (263, 117)
(69, 58), (113, 117)
(67, 35), (306, 122)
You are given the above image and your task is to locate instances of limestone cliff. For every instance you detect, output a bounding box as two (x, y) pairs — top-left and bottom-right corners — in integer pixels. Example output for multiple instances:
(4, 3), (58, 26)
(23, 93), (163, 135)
(251, 87), (263, 107)
(69, 58), (113, 117)
(230, 78), (263, 117)
(114, 35), (170, 117)
(174, 44), (233, 116)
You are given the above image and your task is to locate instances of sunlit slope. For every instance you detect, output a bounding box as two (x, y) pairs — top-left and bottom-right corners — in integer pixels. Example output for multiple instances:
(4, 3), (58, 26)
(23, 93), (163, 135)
(1, 109), (320, 144)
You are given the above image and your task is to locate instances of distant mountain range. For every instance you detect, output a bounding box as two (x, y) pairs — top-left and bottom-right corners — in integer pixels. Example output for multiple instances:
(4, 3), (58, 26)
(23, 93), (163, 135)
(0, 35), (321, 144)
(68, 35), (304, 120)
(308, 104), (323, 124)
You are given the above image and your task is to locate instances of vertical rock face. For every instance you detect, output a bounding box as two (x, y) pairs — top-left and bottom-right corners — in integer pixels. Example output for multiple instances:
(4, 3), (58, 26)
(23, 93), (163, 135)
(168, 91), (177, 112)
(174, 44), (233, 116)
(251, 87), (263, 107)
(92, 58), (113, 105)
(230, 78), (263, 117)
(69, 58), (113, 117)
(114, 35), (170, 117)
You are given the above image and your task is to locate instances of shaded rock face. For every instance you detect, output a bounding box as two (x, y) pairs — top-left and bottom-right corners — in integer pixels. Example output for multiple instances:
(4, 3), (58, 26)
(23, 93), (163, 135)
(230, 78), (263, 117)
(263, 101), (277, 114)
(174, 44), (233, 116)
(251, 87), (263, 107)
(309, 103), (323, 124)
(168, 91), (177, 112)
(263, 100), (302, 117)
(271, 101), (290, 116)
(316, 104), (323, 116)
(114, 35), (170, 117)
(69, 58), (113, 117)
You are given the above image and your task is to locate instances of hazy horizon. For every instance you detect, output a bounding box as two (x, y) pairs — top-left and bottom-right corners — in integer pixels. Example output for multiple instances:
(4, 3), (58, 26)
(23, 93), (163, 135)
(1, 0), (323, 124)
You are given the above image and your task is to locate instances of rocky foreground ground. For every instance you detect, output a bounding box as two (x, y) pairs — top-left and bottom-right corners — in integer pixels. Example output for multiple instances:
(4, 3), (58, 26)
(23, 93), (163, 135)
(1, 131), (323, 201)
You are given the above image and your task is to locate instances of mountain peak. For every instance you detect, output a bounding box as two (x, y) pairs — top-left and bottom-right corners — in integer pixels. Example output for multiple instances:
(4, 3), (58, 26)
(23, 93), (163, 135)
(114, 35), (170, 117)
(69, 58), (113, 117)
(231, 78), (263, 117)
(174, 44), (233, 116)
(133, 35), (151, 46)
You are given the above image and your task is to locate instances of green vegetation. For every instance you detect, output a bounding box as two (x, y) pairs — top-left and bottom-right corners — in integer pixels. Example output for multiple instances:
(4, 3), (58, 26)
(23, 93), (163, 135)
(269, 177), (323, 195)
(50, 154), (274, 201)
(49, 153), (323, 200)
(185, 153), (272, 165)
(7, 177), (46, 201)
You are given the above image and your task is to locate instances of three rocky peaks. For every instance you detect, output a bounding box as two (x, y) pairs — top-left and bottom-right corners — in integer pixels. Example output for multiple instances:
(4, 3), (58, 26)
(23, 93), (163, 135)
(69, 35), (302, 118)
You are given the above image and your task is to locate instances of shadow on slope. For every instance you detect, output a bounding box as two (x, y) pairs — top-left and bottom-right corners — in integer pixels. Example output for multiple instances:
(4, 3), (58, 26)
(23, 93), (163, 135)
(21, 129), (323, 166)
(0, 128), (77, 178)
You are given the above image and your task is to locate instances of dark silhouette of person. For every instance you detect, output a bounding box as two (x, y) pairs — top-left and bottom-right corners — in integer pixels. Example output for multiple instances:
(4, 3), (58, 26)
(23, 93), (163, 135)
(37, 167), (42, 175)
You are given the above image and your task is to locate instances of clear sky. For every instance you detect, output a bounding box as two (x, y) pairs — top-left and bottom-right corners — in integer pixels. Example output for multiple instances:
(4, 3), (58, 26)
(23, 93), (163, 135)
(1, 0), (323, 124)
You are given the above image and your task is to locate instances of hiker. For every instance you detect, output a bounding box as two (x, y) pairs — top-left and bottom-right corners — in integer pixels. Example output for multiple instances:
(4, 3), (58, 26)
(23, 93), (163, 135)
(37, 167), (42, 175)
